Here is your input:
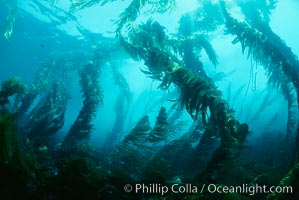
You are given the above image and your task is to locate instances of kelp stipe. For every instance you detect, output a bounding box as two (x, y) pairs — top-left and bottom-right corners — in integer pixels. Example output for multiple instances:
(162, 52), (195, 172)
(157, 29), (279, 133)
(62, 57), (104, 149)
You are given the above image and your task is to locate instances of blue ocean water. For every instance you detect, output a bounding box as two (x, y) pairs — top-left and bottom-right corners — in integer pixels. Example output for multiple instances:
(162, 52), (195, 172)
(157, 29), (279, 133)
(1, 0), (299, 199)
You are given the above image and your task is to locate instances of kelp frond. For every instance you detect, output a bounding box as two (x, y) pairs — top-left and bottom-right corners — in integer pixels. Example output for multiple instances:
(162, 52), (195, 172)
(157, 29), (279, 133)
(4, 0), (18, 40)
(171, 34), (218, 66)
(220, 1), (299, 94)
(120, 20), (170, 80)
(124, 20), (175, 80)
(24, 82), (68, 140)
(19, 59), (54, 115)
(116, 0), (145, 34)
(115, 0), (175, 34)
(111, 64), (133, 106)
(70, 0), (175, 14)
(192, 34), (218, 66)
(127, 19), (167, 49)
(146, 107), (169, 144)
(120, 115), (151, 149)
(104, 65), (133, 148)
(238, 0), (278, 25)
(119, 35), (144, 61)
(148, 0), (176, 13)
(62, 58), (104, 148)
(193, 0), (224, 32)
(70, 0), (116, 11)
(107, 115), (152, 181)
(172, 66), (248, 147)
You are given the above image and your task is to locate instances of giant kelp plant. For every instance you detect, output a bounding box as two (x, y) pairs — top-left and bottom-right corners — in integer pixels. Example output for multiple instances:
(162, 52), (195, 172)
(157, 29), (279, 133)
(145, 106), (169, 144)
(220, 1), (299, 154)
(118, 19), (249, 183)
(220, 1), (299, 100)
(0, 77), (33, 199)
(62, 60), (103, 149)
(19, 53), (75, 117)
(108, 115), (152, 180)
(24, 82), (68, 143)
(237, 0), (277, 25)
(103, 65), (133, 149)
(1, 0), (299, 199)
(0, 77), (25, 161)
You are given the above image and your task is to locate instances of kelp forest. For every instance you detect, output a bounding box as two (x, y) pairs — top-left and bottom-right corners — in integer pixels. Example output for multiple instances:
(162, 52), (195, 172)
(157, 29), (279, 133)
(1, 0), (299, 199)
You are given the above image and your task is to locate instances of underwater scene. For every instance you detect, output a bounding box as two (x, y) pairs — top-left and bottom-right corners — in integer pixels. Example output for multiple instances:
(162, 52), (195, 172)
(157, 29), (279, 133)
(1, 0), (299, 199)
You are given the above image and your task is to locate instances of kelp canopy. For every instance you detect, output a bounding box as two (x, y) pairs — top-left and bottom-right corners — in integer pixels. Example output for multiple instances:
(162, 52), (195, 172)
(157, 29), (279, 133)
(1, 0), (299, 199)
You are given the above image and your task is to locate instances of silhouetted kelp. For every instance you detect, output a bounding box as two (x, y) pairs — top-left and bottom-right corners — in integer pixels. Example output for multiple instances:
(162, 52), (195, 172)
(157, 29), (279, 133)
(62, 55), (104, 149)
(24, 82), (68, 142)
(145, 107), (169, 144)
(19, 53), (74, 117)
(220, 1), (299, 99)
(177, 13), (210, 80)
(107, 116), (151, 182)
(237, 0), (277, 25)
(103, 65), (133, 149)
(0, 77), (33, 199)
(115, 0), (175, 34)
